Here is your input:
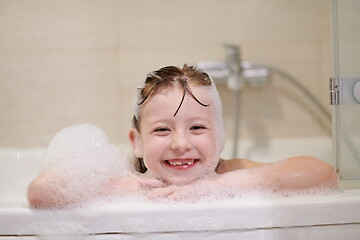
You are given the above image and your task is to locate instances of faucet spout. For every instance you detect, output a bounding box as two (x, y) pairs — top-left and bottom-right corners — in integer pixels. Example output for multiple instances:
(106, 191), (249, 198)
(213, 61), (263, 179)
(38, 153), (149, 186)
(224, 44), (244, 91)
(224, 44), (242, 74)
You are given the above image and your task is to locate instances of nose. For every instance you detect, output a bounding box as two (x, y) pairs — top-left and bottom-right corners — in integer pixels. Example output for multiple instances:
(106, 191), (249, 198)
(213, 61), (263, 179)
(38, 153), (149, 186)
(171, 131), (191, 152)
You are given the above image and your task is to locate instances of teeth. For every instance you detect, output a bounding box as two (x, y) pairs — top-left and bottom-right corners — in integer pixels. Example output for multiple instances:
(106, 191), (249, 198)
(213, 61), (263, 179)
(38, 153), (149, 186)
(168, 159), (196, 166)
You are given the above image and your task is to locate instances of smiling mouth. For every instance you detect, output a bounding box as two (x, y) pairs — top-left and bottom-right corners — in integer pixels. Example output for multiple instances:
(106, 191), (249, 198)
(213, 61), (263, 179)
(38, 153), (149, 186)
(164, 159), (200, 168)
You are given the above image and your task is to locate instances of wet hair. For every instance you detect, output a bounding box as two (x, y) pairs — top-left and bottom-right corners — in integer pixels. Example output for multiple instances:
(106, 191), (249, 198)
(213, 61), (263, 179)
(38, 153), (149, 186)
(132, 64), (214, 173)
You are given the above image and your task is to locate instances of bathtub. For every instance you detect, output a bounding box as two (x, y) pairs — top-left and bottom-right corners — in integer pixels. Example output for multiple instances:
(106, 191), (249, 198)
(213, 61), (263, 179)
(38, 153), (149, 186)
(1, 137), (360, 240)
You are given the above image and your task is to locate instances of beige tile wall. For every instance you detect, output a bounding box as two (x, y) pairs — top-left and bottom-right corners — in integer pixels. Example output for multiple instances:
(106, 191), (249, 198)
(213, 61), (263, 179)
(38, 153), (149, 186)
(0, 0), (332, 148)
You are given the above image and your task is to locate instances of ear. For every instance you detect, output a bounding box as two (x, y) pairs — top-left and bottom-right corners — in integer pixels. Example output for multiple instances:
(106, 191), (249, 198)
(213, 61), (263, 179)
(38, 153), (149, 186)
(128, 128), (143, 158)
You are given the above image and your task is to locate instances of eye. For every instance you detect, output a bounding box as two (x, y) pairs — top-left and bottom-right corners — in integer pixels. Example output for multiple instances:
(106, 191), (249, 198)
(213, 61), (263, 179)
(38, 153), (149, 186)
(154, 127), (170, 136)
(190, 125), (207, 134)
(191, 125), (204, 130)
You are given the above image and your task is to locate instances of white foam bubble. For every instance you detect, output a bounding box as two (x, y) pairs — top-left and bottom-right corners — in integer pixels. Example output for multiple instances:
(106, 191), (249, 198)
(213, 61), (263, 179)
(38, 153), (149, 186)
(24, 207), (97, 240)
(42, 123), (130, 174)
(39, 123), (131, 207)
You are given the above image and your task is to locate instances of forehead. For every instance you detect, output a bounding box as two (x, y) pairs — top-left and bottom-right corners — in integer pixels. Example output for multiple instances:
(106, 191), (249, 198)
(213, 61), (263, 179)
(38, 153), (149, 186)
(140, 85), (215, 120)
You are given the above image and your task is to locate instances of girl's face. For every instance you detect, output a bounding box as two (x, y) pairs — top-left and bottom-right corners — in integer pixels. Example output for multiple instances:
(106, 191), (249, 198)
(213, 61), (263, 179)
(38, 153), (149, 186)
(130, 85), (219, 185)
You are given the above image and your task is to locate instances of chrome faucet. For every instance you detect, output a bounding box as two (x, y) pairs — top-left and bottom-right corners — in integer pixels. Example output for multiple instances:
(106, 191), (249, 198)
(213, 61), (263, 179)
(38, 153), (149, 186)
(224, 44), (245, 91)
(197, 45), (270, 90)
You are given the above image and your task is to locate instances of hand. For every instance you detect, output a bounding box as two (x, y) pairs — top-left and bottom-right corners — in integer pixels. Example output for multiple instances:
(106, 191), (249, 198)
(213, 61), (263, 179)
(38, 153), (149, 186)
(147, 178), (217, 202)
(110, 174), (167, 196)
(146, 171), (260, 201)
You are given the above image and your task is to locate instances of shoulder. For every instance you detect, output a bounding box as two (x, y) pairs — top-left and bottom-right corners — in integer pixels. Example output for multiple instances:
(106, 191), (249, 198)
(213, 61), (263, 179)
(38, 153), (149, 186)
(216, 158), (266, 174)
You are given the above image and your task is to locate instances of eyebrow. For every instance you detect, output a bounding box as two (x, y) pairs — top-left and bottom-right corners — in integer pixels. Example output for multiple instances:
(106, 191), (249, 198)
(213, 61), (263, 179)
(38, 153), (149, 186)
(148, 116), (213, 129)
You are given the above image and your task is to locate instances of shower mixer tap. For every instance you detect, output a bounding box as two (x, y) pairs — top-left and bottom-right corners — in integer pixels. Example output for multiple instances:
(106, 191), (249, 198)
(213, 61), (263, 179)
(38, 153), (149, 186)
(224, 44), (245, 91)
(197, 45), (270, 90)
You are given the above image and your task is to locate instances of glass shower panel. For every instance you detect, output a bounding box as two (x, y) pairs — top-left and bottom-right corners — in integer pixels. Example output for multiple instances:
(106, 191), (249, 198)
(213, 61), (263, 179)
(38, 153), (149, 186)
(332, 78), (360, 179)
(333, 0), (360, 180)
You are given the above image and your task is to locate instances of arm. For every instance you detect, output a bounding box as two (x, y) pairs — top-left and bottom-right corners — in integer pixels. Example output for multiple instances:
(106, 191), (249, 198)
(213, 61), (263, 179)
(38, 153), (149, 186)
(216, 158), (266, 173)
(27, 171), (129, 208)
(27, 171), (78, 208)
(217, 156), (338, 190)
(148, 156), (338, 201)
(27, 171), (134, 208)
(27, 171), (166, 208)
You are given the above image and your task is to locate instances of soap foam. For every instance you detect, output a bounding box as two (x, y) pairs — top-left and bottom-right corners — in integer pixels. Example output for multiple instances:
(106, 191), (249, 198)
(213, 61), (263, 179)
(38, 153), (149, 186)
(38, 123), (131, 208)
(41, 123), (130, 174)
(26, 209), (88, 240)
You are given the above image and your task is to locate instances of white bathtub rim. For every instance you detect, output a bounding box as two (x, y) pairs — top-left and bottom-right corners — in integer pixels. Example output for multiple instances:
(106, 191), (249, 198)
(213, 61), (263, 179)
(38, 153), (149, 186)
(1, 189), (360, 235)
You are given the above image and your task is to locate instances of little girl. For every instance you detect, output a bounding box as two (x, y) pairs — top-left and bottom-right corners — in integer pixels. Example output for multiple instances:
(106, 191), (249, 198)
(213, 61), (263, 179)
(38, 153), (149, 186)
(27, 65), (338, 208)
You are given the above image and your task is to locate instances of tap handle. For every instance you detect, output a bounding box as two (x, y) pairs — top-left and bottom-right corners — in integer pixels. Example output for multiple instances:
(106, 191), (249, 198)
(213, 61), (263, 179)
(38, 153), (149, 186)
(224, 44), (242, 74)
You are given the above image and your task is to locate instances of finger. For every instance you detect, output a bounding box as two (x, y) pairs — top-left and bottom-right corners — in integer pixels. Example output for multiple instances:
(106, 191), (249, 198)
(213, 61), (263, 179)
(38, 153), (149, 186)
(138, 177), (167, 188)
(147, 185), (179, 199)
(166, 187), (198, 202)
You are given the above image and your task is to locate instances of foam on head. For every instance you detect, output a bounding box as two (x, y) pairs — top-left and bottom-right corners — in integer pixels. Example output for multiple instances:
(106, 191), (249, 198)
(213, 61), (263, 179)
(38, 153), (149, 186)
(205, 83), (225, 155)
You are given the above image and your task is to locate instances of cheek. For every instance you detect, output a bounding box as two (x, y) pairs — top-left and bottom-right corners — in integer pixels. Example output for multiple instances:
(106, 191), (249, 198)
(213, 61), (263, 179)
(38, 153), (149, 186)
(143, 136), (168, 152)
(194, 133), (217, 155)
(142, 136), (169, 165)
